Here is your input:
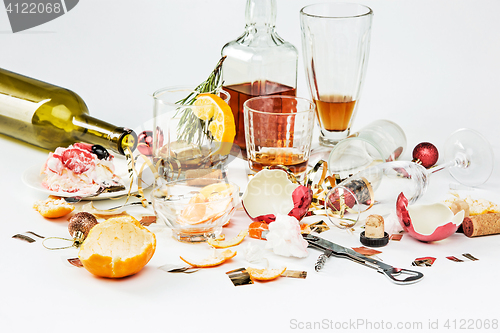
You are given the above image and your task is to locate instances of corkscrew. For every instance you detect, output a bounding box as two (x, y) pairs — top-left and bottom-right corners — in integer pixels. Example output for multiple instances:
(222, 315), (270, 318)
(303, 233), (424, 285)
(314, 249), (332, 272)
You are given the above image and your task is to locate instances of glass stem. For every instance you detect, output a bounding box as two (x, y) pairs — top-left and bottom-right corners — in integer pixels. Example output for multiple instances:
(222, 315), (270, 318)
(430, 154), (469, 174)
(430, 160), (454, 174)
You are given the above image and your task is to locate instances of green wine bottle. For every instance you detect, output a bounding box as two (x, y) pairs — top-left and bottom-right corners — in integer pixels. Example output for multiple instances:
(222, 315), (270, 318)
(0, 67), (137, 155)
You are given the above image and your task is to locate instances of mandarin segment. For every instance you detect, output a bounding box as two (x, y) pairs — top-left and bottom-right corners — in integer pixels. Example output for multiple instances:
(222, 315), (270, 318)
(180, 249), (236, 268)
(247, 267), (287, 281)
(177, 183), (236, 225)
(200, 182), (236, 199)
(207, 230), (248, 248)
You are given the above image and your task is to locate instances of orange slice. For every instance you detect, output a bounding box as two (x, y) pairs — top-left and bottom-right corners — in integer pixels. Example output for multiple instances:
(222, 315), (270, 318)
(207, 230), (248, 248)
(200, 182), (235, 199)
(193, 94), (216, 120)
(247, 267), (287, 281)
(179, 249), (236, 268)
(194, 93), (235, 155)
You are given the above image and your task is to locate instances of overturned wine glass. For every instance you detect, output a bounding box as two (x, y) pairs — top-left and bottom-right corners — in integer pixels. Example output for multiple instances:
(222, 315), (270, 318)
(325, 128), (494, 228)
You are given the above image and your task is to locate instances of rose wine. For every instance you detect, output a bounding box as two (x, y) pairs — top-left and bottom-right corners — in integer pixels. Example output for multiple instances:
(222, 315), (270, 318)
(248, 148), (308, 175)
(223, 81), (296, 152)
(314, 96), (356, 132)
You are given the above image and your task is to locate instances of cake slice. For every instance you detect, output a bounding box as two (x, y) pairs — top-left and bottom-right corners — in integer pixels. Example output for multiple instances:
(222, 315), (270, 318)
(41, 143), (125, 197)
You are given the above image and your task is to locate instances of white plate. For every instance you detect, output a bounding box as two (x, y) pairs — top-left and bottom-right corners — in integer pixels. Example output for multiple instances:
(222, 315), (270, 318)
(22, 157), (140, 201)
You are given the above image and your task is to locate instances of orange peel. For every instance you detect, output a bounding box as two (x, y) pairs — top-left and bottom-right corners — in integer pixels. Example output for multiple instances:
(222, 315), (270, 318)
(248, 221), (269, 240)
(247, 266), (287, 281)
(179, 249), (236, 268)
(207, 230), (248, 248)
(33, 196), (75, 218)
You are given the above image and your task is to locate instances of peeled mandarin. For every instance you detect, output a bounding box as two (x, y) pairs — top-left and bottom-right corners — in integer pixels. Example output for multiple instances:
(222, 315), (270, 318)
(78, 216), (156, 278)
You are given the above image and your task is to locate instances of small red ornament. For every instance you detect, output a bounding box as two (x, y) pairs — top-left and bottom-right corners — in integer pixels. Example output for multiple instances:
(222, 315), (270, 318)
(412, 142), (439, 168)
(137, 130), (154, 156)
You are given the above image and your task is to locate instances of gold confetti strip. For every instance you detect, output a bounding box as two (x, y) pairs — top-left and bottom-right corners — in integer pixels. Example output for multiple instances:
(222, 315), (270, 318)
(98, 147), (185, 213)
(446, 256), (463, 262)
(25, 231), (44, 239)
(309, 220), (330, 234)
(12, 234), (36, 243)
(280, 270), (307, 279)
(67, 258), (83, 267)
(226, 267), (253, 286)
(462, 253), (479, 261)
(390, 234), (403, 241)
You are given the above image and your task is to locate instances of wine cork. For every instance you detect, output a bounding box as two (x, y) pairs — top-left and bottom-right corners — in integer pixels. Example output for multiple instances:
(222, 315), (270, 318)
(365, 214), (384, 238)
(462, 213), (500, 237)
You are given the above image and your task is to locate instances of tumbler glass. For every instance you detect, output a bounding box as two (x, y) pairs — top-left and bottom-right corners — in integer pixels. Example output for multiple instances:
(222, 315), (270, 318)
(244, 96), (315, 178)
(300, 3), (373, 147)
(151, 86), (231, 181)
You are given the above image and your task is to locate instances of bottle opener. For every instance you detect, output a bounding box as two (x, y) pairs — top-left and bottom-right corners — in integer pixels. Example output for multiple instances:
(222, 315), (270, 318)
(303, 234), (424, 285)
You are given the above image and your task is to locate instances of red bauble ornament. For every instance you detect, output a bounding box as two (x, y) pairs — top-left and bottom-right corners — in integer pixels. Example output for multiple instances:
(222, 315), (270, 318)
(412, 142), (439, 168)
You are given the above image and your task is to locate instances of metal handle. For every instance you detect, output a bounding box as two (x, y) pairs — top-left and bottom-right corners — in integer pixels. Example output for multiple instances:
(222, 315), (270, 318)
(380, 268), (424, 285)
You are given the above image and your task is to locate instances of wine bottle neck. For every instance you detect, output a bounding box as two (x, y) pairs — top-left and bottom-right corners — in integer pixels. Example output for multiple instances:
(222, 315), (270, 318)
(72, 114), (137, 155)
(245, 0), (276, 30)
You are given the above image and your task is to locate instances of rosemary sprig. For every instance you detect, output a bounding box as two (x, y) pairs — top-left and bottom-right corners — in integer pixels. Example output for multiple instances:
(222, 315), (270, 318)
(175, 56), (226, 145)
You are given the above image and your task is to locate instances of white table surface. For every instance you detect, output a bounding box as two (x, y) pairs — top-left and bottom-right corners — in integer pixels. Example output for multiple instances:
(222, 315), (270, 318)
(2, 1), (500, 332)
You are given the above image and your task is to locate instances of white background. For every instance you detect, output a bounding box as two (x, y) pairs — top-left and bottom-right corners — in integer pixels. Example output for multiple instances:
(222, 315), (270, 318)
(1, 1), (500, 332)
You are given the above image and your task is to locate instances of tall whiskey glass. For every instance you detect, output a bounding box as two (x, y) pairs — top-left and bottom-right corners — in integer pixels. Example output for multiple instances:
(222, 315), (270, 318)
(300, 3), (373, 147)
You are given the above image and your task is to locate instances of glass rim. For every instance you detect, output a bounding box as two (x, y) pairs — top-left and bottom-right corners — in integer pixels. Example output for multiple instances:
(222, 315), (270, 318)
(243, 95), (315, 116)
(332, 136), (385, 157)
(325, 184), (361, 228)
(300, 2), (373, 19)
(327, 137), (385, 174)
(152, 179), (239, 204)
(152, 85), (229, 106)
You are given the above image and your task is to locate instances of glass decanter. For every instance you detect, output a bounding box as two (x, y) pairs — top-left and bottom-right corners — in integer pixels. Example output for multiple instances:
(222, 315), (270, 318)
(221, 0), (298, 154)
(326, 128), (494, 228)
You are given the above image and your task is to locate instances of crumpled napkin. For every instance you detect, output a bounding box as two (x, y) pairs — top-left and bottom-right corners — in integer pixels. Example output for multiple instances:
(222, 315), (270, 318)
(265, 214), (308, 258)
(384, 210), (404, 235)
(242, 243), (266, 264)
